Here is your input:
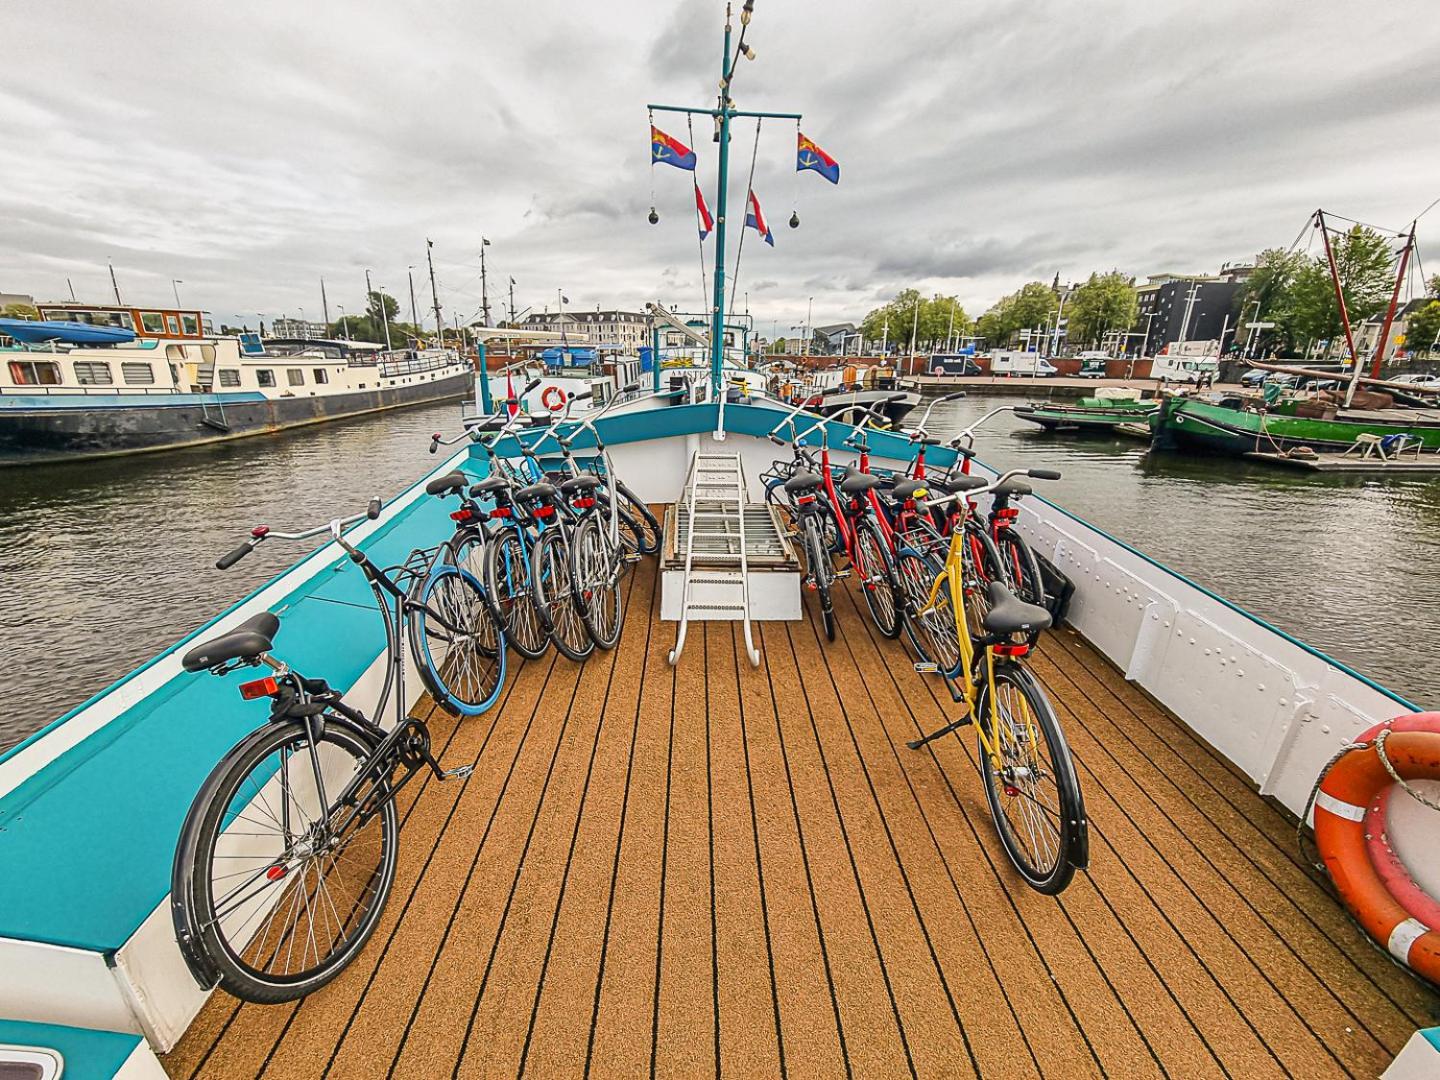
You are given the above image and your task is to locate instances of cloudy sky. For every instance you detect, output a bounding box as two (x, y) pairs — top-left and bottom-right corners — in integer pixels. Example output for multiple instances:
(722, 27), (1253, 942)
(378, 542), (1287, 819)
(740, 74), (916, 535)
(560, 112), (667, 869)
(4, 0), (1438, 337)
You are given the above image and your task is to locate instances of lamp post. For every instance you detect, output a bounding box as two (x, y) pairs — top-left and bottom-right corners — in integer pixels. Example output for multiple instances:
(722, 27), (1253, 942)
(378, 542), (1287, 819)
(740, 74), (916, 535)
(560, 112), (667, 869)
(337, 305), (349, 340)
(171, 279), (184, 308)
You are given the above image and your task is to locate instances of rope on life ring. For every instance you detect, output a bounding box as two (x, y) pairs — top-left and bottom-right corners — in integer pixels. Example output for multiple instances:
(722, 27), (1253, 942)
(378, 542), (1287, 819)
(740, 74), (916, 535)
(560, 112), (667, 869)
(1309, 713), (1440, 985)
(541, 385), (567, 412)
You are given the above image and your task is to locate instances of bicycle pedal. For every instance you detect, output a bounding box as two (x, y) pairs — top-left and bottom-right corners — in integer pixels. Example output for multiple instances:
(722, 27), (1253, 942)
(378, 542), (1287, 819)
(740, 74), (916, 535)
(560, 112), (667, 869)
(439, 764), (474, 782)
(913, 662), (939, 673)
(625, 553), (643, 564)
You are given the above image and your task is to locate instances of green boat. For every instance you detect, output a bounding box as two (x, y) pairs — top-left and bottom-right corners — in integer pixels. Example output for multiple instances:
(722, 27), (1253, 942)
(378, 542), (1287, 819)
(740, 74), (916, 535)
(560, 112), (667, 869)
(1014, 396), (1159, 432)
(1152, 393), (1440, 456)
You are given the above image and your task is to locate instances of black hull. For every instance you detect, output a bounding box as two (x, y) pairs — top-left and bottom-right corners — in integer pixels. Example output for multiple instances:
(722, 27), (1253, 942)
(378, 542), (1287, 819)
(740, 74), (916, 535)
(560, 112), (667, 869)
(0, 371), (472, 465)
(814, 391), (920, 427)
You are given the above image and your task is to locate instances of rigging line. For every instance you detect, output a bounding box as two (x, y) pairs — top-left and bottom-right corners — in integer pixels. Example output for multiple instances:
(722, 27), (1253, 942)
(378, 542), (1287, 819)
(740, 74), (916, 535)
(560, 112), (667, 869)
(1317, 209), (1408, 237)
(687, 113), (707, 312)
(728, 117), (763, 316)
(1416, 193), (1440, 222)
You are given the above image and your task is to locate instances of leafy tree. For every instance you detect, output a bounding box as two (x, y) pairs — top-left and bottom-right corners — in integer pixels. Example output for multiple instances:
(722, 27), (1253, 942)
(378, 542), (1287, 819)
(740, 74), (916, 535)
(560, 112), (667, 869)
(1237, 247), (1309, 354)
(768, 337), (788, 354)
(1, 302), (39, 319)
(1404, 301), (1440, 357)
(219, 323), (249, 336)
(1289, 226), (1397, 356)
(366, 290), (400, 324)
(860, 290), (972, 352)
(1065, 271), (1137, 349)
(975, 282), (1057, 347)
(1428, 274), (1440, 299)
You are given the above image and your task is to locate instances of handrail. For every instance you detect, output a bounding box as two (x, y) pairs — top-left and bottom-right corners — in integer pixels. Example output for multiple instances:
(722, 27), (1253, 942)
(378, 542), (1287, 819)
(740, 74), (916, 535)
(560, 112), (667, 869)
(668, 453), (702, 665)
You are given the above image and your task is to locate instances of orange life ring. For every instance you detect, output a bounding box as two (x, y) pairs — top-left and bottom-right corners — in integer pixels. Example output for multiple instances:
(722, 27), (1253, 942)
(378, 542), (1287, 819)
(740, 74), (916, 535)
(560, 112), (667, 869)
(541, 385), (567, 412)
(1313, 713), (1440, 985)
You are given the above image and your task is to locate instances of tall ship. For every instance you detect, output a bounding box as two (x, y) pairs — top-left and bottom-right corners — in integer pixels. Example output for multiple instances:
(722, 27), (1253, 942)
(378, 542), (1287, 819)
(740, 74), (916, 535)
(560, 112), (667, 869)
(0, 302), (473, 465)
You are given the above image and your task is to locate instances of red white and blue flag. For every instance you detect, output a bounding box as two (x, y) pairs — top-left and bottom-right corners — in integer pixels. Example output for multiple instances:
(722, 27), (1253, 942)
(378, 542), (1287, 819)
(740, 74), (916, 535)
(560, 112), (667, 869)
(650, 125), (696, 171)
(694, 182), (714, 240)
(744, 190), (774, 246)
(796, 132), (840, 185)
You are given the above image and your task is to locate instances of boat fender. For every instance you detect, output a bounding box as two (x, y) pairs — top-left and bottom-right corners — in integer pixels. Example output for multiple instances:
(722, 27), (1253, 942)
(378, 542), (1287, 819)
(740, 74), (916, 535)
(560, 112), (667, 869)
(541, 385), (567, 412)
(1313, 713), (1440, 985)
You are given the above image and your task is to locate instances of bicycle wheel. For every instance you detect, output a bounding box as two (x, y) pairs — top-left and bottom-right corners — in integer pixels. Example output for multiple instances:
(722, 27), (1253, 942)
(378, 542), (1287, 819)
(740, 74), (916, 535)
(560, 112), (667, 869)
(614, 480), (660, 554)
(174, 720), (398, 1003)
(447, 533), (500, 659)
(896, 549), (961, 674)
(531, 527), (595, 661)
(571, 513), (624, 649)
(408, 564), (506, 715)
(484, 527), (549, 660)
(975, 661), (1087, 894)
(802, 514), (836, 641)
(962, 520), (1007, 640)
(995, 529), (1047, 610)
(853, 517), (901, 638)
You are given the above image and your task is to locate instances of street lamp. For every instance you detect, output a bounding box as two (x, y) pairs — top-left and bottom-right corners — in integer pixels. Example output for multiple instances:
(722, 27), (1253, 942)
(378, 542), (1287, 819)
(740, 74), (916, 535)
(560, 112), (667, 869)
(172, 279), (184, 308)
(256, 313), (266, 339)
(337, 305), (349, 340)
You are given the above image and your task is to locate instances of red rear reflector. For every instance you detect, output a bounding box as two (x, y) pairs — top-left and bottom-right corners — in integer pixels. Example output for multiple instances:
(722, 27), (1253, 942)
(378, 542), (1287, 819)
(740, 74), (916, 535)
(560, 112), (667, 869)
(450, 508), (473, 522)
(266, 865), (288, 881)
(574, 496), (596, 509)
(489, 507), (511, 519)
(240, 676), (279, 700)
(797, 494), (816, 505)
(533, 505), (555, 519)
(994, 644), (1030, 657)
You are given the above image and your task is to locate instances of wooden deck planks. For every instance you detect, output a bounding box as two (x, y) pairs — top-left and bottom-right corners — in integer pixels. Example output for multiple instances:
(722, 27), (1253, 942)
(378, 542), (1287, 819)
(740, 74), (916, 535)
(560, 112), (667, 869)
(165, 554), (1439, 1080)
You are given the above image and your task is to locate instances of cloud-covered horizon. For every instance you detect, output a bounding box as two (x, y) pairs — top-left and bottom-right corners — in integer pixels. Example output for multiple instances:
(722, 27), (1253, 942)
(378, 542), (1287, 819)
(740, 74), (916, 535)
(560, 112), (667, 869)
(3, 0), (1437, 336)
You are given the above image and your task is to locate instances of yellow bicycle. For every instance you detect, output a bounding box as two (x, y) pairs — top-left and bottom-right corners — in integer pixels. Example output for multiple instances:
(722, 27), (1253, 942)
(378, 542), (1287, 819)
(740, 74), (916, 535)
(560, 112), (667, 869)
(896, 467), (1089, 894)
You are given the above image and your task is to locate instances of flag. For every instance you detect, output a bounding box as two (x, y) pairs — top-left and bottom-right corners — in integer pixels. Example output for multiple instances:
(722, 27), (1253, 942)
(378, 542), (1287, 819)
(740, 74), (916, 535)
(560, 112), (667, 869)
(651, 126), (696, 171)
(796, 132), (840, 184)
(505, 367), (519, 418)
(744, 190), (774, 247)
(694, 182), (713, 240)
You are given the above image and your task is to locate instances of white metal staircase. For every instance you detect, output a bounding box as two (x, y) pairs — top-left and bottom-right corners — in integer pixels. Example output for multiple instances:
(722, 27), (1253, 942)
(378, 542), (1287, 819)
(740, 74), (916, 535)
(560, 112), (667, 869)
(668, 451), (761, 667)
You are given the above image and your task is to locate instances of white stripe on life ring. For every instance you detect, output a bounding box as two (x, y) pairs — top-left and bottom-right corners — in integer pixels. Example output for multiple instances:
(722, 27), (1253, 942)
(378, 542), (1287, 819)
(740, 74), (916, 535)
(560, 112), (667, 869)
(1388, 918), (1430, 963)
(1315, 790), (1366, 822)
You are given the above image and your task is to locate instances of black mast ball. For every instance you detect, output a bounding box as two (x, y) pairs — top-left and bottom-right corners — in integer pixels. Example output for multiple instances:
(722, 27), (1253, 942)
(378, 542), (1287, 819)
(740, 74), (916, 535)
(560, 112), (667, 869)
(648, 207), (660, 225)
(789, 211), (800, 229)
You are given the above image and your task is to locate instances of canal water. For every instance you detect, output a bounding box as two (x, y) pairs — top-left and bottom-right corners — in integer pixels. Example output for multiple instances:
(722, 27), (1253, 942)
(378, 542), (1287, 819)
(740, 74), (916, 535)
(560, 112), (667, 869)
(2, 393), (1437, 753)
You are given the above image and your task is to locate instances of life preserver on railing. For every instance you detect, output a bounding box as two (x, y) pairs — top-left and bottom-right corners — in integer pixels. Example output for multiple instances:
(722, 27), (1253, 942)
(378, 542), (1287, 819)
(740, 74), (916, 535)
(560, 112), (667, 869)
(541, 385), (567, 412)
(1313, 712), (1440, 986)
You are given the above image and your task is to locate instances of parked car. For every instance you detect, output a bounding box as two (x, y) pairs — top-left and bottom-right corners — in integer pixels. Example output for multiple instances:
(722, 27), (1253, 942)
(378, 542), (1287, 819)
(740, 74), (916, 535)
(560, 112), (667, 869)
(1392, 373), (1440, 387)
(1075, 351), (1111, 378)
(929, 354), (982, 377)
(990, 350), (1058, 377)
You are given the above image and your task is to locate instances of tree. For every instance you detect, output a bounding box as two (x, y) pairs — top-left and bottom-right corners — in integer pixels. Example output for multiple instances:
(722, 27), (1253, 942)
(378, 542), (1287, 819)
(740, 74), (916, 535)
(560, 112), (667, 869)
(1, 302), (39, 320)
(860, 290), (972, 353)
(975, 282), (1057, 348)
(1289, 226), (1397, 356)
(1404, 301), (1440, 358)
(1428, 274), (1440, 299)
(219, 323), (249, 336)
(1237, 247), (1309, 354)
(1065, 271), (1137, 349)
(768, 337), (788, 355)
(366, 289), (399, 324)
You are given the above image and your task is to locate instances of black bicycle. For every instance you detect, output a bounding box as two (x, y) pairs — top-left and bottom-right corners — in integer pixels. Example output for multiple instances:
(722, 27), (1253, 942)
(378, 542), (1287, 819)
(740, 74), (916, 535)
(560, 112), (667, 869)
(170, 499), (504, 1003)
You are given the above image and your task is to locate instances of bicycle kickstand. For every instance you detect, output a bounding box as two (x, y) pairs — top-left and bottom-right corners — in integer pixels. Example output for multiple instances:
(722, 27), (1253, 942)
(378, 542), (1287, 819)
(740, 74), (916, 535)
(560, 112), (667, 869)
(907, 708), (973, 750)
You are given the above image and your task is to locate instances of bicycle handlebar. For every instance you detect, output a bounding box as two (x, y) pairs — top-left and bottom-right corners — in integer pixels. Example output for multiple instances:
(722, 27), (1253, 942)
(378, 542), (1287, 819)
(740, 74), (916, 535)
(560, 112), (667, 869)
(429, 377), (544, 453)
(215, 497), (383, 569)
(948, 404), (1017, 449)
(923, 468), (1060, 508)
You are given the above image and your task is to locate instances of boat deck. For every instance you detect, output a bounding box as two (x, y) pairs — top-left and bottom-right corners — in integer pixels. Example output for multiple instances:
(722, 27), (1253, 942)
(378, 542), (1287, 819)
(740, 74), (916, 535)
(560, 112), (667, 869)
(164, 555), (1437, 1079)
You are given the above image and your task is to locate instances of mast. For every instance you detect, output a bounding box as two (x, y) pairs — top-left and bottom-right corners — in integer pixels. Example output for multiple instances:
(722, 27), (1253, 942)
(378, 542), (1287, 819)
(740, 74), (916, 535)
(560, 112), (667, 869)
(509, 277), (517, 326)
(108, 259), (123, 306)
(480, 238), (492, 326)
(1316, 210), (1362, 407)
(1365, 221), (1414, 383)
(426, 240), (443, 344)
(408, 268), (420, 329)
(320, 277), (330, 327)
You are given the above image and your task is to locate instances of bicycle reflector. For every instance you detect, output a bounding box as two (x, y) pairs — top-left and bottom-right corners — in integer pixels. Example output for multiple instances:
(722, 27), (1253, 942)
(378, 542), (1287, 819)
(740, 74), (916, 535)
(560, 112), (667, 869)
(450, 508), (474, 522)
(240, 676), (279, 699)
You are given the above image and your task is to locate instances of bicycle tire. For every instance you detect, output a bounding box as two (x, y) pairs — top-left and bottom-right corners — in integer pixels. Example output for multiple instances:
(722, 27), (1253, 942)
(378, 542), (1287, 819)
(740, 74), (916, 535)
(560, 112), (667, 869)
(571, 513), (624, 649)
(174, 719), (399, 1003)
(484, 526), (549, 660)
(408, 564), (506, 715)
(531, 527), (595, 662)
(803, 514), (836, 641)
(963, 519), (1007, 640)
(975, 661), (1087, 894)
(614, 480), (660, 554)
(896, 548), (960, 673)
(995, 528), (1047, 610)
(854, 517), (901, 638)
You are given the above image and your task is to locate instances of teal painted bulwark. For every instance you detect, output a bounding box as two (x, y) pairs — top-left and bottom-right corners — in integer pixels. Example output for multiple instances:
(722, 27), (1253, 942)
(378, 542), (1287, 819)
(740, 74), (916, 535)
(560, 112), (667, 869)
(0, 1019), (141, 1080)
(0, 455), (487, 952)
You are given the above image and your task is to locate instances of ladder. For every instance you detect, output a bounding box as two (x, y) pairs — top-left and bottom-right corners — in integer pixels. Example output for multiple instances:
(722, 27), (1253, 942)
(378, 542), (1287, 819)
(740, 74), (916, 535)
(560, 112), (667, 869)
(668, 450), (760, 667)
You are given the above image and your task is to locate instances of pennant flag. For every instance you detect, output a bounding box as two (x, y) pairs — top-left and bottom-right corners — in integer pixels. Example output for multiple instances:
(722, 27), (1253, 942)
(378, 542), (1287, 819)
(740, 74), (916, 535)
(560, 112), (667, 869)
(796, 132), (840, 184)
(745, 190), (774, 246)
(505, 367), (519, 418)
(651, 125), (696, 171)
(694, 182), (714, 240)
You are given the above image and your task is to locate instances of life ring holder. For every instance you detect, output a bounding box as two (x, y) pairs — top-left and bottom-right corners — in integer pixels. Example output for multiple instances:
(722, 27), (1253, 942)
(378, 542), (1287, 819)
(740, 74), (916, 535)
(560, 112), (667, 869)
(541, 385), (567, 412)
(1305, 713), (1440, 985)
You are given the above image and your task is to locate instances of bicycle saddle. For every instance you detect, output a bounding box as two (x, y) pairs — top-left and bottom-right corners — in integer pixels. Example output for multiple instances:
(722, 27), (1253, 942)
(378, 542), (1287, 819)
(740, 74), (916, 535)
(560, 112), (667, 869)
(930, 474), (987, 493)
(425, 471), (469, 497)
(982, 582), (1051, 636)
(783, 471), (823, 493)
(514, 481), (558, 502)
(182, 611), (281, 672)
(993, 479), (1033, 498)
(468, 476), (510, 497)
(560, 475), (602, 494)
(891, 478), (929, 500)
(840, 472), (883, 495)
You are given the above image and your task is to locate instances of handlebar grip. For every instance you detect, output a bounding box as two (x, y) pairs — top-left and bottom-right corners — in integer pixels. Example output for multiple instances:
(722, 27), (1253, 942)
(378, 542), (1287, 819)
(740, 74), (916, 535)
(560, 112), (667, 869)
(572, 390), (593, 402)
(216, 541), (254, 570)
(624, 381), (640, 392)
(367, 497), (383, 519)
(523, 377), (541, 394)
(943, 391), (967, 402)
(429, 436), (439, 454)
(768, 433), (785, 445)
(888, 393), (908, 402)
(1028, 468), (1061, 481)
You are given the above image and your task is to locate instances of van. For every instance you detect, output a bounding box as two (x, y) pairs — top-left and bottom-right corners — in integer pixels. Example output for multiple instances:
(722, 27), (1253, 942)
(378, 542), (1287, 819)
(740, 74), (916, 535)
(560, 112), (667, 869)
(929, 354), (982, 377)
(1075, 351), (1111, 378)
(1150, 355), (1218, 384)
(990, 350), (1058, 377)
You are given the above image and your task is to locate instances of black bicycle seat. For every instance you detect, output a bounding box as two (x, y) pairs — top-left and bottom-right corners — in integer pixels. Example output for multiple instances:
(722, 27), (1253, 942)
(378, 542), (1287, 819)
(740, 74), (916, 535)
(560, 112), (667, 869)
(182, 611), (281, 672)
(891, 478), (929, 500)
(425, 471), (468, 497)
(932, 474), (987, 493)
(840, 472), (883, 496)
(783, 471), (823, 493)
(560, 475), (602, 495)
(982, 582), (1051, 636)
(514, 481), (558, 503)
(993, 479), (1033, 498)
(468, 476), (510, 497)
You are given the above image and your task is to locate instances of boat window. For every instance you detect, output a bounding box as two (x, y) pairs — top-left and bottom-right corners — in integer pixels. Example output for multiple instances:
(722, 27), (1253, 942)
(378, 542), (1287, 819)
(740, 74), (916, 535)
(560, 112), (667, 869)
(181, 314), (199, 335)
(121, 362), (155, 385)
(257, 369), (276, 387)
(73, 360), (113, 385)
(8, 360), (62, 386)
(166, 316), (180, 335)
(286, 368), (305, 386)
(166, 344), (186, 361)
(141, 312), (165, 334)
(312, 368), (329, 384)
(218, 369), (241, 387)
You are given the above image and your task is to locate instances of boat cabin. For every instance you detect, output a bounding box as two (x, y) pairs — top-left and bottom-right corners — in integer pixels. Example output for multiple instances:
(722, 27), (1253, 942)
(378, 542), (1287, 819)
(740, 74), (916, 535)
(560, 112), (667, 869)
(36, 303), (213, 341)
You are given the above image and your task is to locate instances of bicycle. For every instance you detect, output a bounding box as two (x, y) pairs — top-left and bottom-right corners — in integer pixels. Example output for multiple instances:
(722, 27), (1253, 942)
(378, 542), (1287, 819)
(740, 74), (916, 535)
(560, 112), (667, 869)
(899, 468), (1089, 894)
(171, 499), (505, 1003)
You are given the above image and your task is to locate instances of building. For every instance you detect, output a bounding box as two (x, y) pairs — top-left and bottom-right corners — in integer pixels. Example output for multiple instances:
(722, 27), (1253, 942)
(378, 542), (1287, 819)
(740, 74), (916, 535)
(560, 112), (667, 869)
(1353, 298), (1435, 366)
(811, 323), (860, 355)
(521, 309), (653, 351)
(1133, 273), (1243, 357)
(269, 317), (329, 340)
